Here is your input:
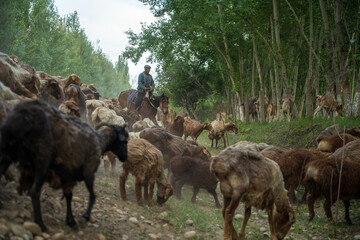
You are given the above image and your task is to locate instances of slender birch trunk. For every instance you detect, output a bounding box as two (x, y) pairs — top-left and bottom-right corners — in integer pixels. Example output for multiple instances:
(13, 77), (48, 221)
(335, 0), (351, 116)
(306, 0), (314, 118)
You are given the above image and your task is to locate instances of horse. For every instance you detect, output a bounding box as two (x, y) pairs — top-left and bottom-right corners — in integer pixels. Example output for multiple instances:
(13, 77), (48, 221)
(118, 89), (169, 126)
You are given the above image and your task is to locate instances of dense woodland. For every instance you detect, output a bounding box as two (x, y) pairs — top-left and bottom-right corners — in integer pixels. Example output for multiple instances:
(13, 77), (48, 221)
(0, 0), (130, 97)
(123, 0), (360, 121)
(2, 0), (360, 121)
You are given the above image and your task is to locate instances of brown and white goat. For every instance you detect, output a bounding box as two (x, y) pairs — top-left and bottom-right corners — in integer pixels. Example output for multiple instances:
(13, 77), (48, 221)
(317, 133), (358, 153)
(303, 157), (360, 225)
(183, 119), (213, 142)
(210, 146), (295, 240)
(313, 95), (344, 119)
(119, 138), (173, 206)
(208, 121), (238, 148)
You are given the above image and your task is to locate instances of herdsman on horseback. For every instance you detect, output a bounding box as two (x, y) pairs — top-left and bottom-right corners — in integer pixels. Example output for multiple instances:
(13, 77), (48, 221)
(135, 64), (154, 111)
(118, 64), (168, 126)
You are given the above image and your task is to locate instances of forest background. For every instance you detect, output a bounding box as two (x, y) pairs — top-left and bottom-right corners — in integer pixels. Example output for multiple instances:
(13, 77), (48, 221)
(2, 0), (360, 121)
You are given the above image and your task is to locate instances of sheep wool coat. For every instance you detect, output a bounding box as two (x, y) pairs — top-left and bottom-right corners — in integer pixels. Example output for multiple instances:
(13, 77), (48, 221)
(123, 138), (164, 182)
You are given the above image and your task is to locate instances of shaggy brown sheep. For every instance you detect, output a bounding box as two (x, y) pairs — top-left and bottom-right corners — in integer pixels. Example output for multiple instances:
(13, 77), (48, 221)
(210, 146), (295, 240)
(119, 138), (173, 206)
(0, 52), (38, 99)
(0, 100), (128, 232)
(132, 120), (149, 132)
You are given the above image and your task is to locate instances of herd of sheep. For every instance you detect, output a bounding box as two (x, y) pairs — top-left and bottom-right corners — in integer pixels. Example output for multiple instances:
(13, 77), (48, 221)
(0, 51), (360, 240)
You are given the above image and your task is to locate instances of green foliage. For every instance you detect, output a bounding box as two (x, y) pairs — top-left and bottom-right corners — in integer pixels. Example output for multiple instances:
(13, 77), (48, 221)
(0, 0), (130, 98)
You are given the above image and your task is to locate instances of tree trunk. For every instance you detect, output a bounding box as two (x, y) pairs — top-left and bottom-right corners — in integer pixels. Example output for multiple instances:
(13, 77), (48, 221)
(273, 0), (289, 90)
(215, 4), (241, 119)
(335, 0), (351, 117)
(253, 37), (265, 123)
(306, 0), (314, 118)
(353, 69), (360, 118)
(259, 90), (265, 123)
(269, 64), (276, 104)
(292, 59), (299, 98)
(251, 50), (256, 97)
(319, 0), (335, 97)
(244, 97), (249, 124)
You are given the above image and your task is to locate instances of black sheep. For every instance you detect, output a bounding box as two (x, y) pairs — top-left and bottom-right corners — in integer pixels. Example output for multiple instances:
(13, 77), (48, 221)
(0, 100), (128, 232)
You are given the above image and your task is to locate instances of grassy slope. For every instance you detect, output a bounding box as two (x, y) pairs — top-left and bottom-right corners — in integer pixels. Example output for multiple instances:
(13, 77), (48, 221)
(118, 117), (360, 239)
(163, 117), (360, 239)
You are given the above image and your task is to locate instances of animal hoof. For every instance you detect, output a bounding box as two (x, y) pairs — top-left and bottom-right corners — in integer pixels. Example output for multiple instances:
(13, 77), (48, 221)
(308, 215), (314, 221)
(82, 213), (90, 222)
(67, 219), (78, 229)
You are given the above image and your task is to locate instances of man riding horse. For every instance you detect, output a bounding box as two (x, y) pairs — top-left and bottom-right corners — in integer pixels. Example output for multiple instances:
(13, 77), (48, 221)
(135, 64), (154, 111)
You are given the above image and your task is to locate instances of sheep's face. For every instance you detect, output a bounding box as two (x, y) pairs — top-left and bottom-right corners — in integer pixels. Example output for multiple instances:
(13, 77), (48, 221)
(156, 184), (173, 205)
(111, 126), (129, 162)
(274, 207), (296, 240)
(336, 105), (344, 117)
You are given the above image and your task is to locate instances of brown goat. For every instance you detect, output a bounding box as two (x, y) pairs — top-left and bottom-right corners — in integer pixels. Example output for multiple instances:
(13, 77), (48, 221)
(267, 103), (276, 122)
(210, 146), (295, 240)
(119, 138), (173, 206)
(183, 119), (213, 142)
(268, 149), (330, 205)
(170, 151), (221, 208)
(303, 157), (360, 224)
(317, 133), (358, 152)
(165, 115), (185, 137)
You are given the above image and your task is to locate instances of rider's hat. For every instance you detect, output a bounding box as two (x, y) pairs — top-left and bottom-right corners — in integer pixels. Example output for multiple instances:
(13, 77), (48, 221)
(144, 64), (151, 69)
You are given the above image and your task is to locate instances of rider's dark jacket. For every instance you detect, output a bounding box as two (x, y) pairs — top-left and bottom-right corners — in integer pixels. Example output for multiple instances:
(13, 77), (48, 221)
(137, 71), (154, 92)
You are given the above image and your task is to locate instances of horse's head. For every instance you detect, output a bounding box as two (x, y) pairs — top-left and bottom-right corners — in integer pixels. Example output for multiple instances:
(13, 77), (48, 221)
(159, 93), (169, 114)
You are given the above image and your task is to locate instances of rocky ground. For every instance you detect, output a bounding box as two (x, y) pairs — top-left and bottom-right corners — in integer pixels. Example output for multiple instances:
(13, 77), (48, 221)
(1, 128), (360, 240)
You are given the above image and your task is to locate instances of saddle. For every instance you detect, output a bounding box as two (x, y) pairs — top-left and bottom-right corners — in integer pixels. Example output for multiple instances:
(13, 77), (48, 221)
(127, 90), (138, 109)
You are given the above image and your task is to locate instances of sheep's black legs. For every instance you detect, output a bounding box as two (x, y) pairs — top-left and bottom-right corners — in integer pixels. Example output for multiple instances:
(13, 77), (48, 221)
(82, 176), (96, 221)
(343, 200), (352, 225)
(191, 186), (199, 203)
(30, 175), (47, 232)
(209, 189), (221, 208)
(65, 192), (77, 229)
(0, 159), (11, 178)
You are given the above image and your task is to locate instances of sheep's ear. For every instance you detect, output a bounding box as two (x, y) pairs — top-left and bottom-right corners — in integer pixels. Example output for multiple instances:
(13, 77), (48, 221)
(165, 185), (173, 200)
(247, 150), (262, 161)
(288, 207), (296, 223)
(182, 148), (192, 157)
